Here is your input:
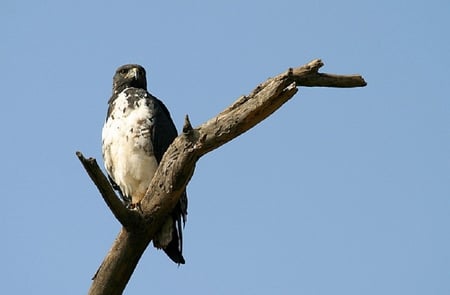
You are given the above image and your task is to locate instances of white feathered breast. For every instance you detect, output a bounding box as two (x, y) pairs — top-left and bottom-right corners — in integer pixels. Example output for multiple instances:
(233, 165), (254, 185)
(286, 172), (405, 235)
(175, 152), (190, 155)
(102, 90), (158, 204)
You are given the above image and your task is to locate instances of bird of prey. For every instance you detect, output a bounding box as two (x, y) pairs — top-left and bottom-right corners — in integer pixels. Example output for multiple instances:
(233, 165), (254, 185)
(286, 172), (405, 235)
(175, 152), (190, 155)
(102, 64), (187, 264)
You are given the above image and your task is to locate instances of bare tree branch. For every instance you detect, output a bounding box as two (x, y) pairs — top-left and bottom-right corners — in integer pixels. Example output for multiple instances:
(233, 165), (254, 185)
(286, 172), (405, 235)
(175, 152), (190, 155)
(77, 59), (366, 295)
(288, 59), (367, 87)
(76, 152), (142, 228)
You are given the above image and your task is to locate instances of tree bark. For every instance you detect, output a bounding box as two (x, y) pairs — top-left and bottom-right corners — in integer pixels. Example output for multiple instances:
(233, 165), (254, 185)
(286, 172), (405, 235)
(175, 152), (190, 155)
(77, 59), (366, 295)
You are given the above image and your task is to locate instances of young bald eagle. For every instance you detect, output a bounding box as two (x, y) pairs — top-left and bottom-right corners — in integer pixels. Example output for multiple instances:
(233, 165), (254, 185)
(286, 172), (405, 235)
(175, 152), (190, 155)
(102, 64), (187, 264)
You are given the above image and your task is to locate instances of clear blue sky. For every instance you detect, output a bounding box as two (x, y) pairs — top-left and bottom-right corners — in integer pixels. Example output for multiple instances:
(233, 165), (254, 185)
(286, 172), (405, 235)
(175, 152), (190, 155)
(2, 1), (449, 294)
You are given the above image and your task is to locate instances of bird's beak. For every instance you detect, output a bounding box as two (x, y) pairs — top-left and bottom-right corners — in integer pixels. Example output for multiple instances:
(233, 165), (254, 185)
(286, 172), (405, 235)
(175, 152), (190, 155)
(127, 67), (139, 80)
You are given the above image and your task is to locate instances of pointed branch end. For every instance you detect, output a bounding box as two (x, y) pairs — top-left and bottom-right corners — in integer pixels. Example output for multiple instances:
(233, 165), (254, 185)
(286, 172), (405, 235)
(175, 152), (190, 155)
(360, 78), (368, 87)
(183, 114), (194, 134)
(76, 151), (98, 166)
(308, 59), (324, 71)
(76, 151), (88, 162)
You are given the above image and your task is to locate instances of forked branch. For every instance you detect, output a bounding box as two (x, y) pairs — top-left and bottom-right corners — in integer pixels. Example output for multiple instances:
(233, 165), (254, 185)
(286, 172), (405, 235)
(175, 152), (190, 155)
(77, 59), (366, 295)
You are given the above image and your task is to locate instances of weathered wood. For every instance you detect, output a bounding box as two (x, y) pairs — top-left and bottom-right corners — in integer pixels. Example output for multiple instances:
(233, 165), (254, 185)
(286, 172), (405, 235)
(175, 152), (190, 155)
(77, 59), (366, 295)
(88, 229), (150, 295)
(288, 59), (367, 87)
(76, 152), (142, 229)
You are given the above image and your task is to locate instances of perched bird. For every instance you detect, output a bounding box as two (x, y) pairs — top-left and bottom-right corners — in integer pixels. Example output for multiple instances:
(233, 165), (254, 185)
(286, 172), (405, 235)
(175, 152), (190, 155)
(102, 64), (187, 264)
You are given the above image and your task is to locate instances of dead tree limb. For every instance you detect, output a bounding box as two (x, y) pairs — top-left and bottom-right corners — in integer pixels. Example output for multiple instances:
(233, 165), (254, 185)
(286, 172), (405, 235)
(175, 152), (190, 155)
(77, 59), (366, 295)
(76, 152), (143, 228)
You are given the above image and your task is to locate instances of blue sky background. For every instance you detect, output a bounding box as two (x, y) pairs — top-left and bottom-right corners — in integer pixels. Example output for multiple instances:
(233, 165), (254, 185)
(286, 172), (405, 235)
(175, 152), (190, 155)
(2, 1), (449, 294)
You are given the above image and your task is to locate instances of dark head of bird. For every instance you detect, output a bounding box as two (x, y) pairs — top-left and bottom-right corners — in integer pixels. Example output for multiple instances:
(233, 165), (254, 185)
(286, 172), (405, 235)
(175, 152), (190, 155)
(112, 64), (147, 94)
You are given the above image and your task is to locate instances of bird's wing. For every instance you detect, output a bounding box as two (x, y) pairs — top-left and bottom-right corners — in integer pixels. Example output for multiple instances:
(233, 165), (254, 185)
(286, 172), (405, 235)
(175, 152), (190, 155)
(149, 95), (179, 163)
(148, 93), (188, 264)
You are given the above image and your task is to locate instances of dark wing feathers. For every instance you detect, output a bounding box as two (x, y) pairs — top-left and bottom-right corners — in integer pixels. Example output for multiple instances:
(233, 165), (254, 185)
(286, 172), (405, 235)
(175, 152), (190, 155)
(149, 95), (179, 163)
(148, 94), (188, 265)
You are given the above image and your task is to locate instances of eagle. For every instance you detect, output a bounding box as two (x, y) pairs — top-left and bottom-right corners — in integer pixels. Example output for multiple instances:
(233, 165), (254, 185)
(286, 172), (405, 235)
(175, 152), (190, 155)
(102, 64), (187, 264)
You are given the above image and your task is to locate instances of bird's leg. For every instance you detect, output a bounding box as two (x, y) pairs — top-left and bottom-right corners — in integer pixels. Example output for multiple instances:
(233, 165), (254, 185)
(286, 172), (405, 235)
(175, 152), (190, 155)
(127, 202), (143, 213)
(135, 202), (144, 213)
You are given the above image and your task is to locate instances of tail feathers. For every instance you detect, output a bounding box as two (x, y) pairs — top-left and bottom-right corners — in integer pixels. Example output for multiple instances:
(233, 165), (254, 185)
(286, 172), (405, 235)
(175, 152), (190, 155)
(162, 218), (185, 264)
(162, 192), (187, 265)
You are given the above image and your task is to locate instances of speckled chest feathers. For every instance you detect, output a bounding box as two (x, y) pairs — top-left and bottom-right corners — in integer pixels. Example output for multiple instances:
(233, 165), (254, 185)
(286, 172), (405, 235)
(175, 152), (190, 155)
(101, 88), (159, 204)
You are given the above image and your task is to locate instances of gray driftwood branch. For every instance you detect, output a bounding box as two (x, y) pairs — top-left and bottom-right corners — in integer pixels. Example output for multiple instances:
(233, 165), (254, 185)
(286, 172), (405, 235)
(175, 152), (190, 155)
(77, 59), (366, 295)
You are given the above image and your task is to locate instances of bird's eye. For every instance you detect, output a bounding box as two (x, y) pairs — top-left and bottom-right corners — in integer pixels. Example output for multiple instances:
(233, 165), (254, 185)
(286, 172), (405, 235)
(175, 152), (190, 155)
(119, 69), (128, 74)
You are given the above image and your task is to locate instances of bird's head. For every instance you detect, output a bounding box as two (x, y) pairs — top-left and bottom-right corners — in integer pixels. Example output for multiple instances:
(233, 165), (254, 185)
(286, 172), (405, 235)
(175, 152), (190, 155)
(112, 64), (147, 94)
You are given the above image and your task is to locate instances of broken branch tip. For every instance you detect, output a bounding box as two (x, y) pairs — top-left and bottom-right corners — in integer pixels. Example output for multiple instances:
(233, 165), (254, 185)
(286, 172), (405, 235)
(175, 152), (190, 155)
(183, 114), (194, 134)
